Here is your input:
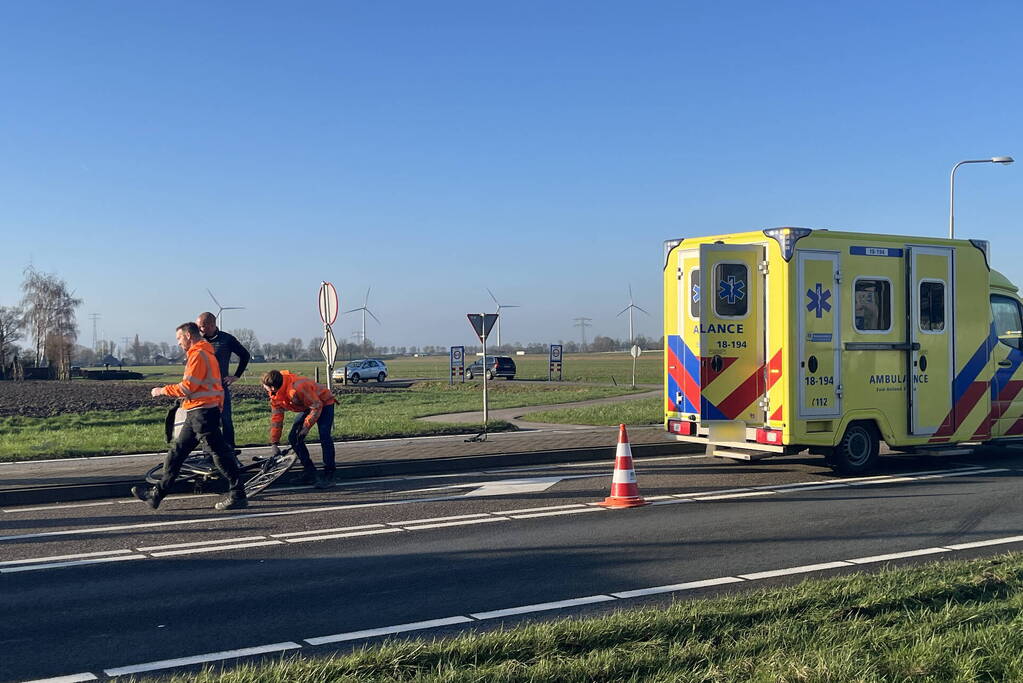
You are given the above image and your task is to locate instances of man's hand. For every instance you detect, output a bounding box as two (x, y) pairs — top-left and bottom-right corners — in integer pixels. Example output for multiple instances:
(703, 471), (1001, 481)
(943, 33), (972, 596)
(270, 444), (281, 456)
(296, 426), (311, 440)
(223, 376), (238, 387)
(150, 387), (165, 398)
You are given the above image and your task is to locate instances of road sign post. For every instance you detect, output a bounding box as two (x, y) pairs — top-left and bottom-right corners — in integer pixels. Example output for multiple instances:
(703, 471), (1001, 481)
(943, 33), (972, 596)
(466, 313), (498, 440)
(630, 344), (642, 389)
(318, 282), (339, 390)
(549, 344), (563, 381)
(450, 345), (465, 385)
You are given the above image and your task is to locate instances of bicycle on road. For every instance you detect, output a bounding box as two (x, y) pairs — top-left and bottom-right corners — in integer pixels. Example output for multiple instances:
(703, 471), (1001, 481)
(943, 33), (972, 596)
(145, 404), (298, 498)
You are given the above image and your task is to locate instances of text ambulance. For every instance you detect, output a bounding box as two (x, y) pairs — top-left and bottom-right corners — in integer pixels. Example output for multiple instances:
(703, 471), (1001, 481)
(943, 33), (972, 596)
(663, 227), (1023, 474)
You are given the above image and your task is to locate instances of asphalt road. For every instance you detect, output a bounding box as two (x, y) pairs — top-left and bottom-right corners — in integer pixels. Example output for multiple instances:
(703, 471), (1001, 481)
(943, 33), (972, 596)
(3, 447), (1022, 681)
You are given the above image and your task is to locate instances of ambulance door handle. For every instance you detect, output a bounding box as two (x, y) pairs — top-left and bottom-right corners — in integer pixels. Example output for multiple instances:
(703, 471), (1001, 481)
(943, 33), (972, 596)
(999, 360), (1013, 367)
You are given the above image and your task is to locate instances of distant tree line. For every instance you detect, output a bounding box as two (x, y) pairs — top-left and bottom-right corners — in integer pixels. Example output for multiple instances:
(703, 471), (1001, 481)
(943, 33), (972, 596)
(1, 267), (82, 380)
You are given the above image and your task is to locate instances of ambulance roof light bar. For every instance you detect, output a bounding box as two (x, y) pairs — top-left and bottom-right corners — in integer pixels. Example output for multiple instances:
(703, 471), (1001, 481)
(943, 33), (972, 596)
(949, 156), (1014, 239)
(763, 227), (812, 261)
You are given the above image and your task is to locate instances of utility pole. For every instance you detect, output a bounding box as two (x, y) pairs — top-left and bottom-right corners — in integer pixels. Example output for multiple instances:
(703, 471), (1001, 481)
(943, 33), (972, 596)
(573, 317), (592, 350)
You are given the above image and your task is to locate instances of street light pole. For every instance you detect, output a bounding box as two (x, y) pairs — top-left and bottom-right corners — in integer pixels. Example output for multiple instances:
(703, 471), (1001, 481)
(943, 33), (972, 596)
(949, 156), (1014, 239)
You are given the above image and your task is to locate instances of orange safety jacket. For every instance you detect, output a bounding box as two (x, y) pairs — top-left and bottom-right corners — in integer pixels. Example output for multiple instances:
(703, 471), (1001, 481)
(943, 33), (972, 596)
(162, 339), (224, 411)
(268, 371), (336, 444)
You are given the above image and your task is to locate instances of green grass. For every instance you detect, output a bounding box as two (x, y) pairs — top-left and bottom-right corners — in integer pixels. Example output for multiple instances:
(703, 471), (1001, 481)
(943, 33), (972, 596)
(520, 396), (662, 426)
(0, 382), (644, 460)
(86, 352), (666, 386)
(160, 552), (1023, 682)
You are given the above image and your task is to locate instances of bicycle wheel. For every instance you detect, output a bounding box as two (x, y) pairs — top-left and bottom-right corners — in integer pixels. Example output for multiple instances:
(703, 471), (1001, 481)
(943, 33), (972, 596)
(244, 452), (298, 498)
(144, 455), (214, 485)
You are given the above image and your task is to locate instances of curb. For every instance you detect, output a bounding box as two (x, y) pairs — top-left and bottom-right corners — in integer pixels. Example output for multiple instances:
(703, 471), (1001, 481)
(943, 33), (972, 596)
(0, 441), (699, 507)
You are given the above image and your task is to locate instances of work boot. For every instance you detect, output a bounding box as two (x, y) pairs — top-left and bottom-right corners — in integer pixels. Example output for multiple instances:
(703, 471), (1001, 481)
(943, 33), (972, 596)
(131, 485), (163, 510)
(297, 468), (318, 486)
(214, 494), (248, 511)
(315, 472), (336, 489)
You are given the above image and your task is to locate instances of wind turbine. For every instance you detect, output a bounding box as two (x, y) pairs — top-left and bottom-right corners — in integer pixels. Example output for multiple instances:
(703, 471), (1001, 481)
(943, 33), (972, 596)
(206, 289), (244, 329)
(617, 284), (650, 345)
(487, 288), (520, 348)
(342, 287), (380, 351)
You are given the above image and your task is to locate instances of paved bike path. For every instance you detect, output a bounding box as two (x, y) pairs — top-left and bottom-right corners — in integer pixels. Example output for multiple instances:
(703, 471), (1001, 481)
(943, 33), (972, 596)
(0, 390), (692, 506)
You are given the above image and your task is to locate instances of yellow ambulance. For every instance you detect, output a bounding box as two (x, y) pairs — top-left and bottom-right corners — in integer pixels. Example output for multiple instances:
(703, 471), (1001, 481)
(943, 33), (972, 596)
(663, 227), (1023, 474)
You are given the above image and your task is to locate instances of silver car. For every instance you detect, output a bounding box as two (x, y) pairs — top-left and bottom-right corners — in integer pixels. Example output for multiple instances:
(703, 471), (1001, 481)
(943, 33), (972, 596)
(333, 359), (388, 383)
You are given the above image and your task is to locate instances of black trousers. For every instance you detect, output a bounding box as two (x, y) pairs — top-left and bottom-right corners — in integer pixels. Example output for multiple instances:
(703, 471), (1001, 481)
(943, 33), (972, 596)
(159, 406), (244, 496)
(288, 405), (336, 474)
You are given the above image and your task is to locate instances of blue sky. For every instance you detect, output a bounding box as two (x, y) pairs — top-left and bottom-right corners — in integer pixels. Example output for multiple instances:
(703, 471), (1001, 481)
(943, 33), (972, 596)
(1, 2), (1020, 350)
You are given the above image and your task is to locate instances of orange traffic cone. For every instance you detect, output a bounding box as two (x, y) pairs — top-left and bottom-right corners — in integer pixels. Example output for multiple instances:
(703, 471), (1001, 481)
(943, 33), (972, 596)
(597, 424), (649, 508)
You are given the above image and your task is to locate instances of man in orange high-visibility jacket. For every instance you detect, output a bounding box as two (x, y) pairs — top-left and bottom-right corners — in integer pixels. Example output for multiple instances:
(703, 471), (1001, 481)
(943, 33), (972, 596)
(261, 369), (337, 489)
(132, 322), (246, 511)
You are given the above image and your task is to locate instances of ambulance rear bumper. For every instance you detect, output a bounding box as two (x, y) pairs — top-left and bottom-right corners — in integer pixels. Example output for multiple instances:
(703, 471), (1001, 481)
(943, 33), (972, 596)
(667, 420), (795, 454)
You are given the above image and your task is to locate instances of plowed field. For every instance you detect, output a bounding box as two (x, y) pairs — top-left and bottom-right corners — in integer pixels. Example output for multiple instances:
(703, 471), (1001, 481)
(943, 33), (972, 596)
(0, 381), (385, 418)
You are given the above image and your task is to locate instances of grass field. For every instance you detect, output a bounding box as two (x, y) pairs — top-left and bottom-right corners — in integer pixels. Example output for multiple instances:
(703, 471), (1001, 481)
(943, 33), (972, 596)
(0, 382), (646, 461)
(161, 552), (1023, 682)
(520, 396), (662, 426)
(86, 351), (665, 386)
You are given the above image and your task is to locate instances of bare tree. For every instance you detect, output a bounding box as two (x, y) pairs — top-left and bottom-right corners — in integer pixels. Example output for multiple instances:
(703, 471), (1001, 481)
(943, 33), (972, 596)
(230, 328), (262, 355)
(0, 305), (23, 378)
(20, 267), (82, 380)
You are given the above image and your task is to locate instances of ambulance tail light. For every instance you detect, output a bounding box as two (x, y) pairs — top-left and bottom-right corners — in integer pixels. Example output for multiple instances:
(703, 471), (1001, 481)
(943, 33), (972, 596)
(668, 419), (695, 436)
(755, 428), (782, 445)
(764, 227), (812, 261)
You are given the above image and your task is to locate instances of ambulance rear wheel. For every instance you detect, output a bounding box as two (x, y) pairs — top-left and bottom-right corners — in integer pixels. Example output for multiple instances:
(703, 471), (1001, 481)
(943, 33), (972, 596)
(830, 422), (879, 475)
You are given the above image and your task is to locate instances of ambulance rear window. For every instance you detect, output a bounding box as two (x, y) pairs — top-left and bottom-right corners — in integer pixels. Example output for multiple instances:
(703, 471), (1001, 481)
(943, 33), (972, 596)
(854, 279), (891, 331)
(919, 281), (945, 332)
(714, 263), (748, 317)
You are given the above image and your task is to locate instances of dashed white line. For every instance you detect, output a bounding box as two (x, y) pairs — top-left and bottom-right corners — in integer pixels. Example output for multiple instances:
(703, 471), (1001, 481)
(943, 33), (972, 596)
(0, 549), (134, 567)
(508, 507), (606, 519)
(471, 595), (616, 620)
(103, 642), (302, 676)
(945, 535), (1023, 550)
(283, 528), (403, 543)
(1, 554), (145, 574)
(404, 517), (509, 530)
(22, 673), (98, 682)
(304, 616), (474, 645)
(272, 524), (386, 538)
(137, 536), (267, 552)
(611, 576), (744, 599)
(387, 513), (491, 526)
(738, 561), (853, 580)
(846, 548), (951, 564)
(148, 540), (284, 557)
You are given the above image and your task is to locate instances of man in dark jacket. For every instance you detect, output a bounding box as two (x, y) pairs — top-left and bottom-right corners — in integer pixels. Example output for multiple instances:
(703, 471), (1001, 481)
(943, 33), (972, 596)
(197, 312), (251, 452)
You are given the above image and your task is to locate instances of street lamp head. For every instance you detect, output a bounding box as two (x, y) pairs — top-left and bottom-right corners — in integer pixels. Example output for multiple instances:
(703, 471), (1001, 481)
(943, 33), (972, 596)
(991, 156), (1014, 164)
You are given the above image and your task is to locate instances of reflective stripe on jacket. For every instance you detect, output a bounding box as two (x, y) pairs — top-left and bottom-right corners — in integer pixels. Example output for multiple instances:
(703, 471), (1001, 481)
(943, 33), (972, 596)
(162, 340), (224, 411)
(268, 371), (337, 443)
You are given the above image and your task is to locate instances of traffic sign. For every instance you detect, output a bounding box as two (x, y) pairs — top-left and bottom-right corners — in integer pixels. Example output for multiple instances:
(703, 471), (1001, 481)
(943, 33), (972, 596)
(630, 344), (642, 358)
(318, 282), (339, 325)
(320, 327), (338, 363)
(467, 313), (499, 342)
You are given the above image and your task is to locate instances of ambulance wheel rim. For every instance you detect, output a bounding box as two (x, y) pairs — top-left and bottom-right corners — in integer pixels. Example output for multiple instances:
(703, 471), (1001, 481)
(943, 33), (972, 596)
(845, 432), (871, 465)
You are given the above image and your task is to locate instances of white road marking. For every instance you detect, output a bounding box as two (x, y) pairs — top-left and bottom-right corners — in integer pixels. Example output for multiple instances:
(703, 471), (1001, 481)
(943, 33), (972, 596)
(283, 528), (403, 543)
(272, 524), (386, 538)
(471, 595), (616, 620)
(304, 616), (474, 645)
(611, 576), (744, 599)
(386, 513), (491, 526)
(103, 642), (302, 676)
(945, 535), (1023, 550)
(1, 555), (144, 574)
(845, 548), (952, 564)
(137, 536), (267, 552)
(691, 490), (776, 501)
(22, 674), (97, 683)
(148, 540), (284, 557)
(491, 503), (586, 515)
(404, 517), (509, 530)
(738, 561), (853, 580)
(509, 507), (606, 519)
(0, 549), (134, 567)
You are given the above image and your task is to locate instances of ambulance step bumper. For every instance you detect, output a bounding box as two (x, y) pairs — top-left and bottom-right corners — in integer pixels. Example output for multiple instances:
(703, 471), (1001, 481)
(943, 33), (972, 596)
(673, 434), (790, 454)
(710, 447), (774, 461)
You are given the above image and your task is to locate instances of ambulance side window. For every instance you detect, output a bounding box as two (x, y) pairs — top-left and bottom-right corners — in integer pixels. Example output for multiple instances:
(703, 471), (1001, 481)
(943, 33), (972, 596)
(854, 279), (892, 332)
(991, 295), (1023, 350)
(690, 269), (700, 319)
(714, 263), (748, 317)
(919, 281), (945, 332)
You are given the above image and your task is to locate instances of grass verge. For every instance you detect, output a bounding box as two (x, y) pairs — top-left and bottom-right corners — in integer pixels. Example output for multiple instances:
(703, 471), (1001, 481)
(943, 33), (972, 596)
(520, 396), (662, 426)
(163, 552), (1023, 682)
(0, 382), (643, 460)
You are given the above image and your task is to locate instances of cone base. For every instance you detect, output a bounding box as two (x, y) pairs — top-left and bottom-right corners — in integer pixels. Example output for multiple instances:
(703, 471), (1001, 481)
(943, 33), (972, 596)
(598, 496), (650, 508)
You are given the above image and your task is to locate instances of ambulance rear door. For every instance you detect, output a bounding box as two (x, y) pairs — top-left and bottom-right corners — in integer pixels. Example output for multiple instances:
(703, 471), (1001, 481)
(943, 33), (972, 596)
(797, 250), (842, 418)
(668, 248), (702, 418)
(698, 243), (766, 427)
